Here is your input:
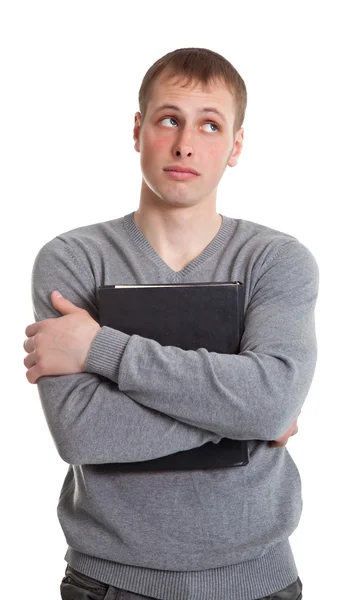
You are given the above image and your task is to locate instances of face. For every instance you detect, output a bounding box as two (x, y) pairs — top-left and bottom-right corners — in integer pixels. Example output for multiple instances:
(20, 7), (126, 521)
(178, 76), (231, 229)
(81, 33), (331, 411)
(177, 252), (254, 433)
(133, 71), (244, 210)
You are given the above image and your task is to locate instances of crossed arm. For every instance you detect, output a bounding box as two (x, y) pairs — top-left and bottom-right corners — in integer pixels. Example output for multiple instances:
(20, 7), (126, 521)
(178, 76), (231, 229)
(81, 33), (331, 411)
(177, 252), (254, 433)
(23, 237), (318, 463)
(23, 290), (300, 448)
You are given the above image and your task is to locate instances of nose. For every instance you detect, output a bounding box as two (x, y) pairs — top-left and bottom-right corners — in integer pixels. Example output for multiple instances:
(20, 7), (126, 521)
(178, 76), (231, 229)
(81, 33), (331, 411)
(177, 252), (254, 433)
(173, 126), (194, 157)
(175, 148), (192, 156)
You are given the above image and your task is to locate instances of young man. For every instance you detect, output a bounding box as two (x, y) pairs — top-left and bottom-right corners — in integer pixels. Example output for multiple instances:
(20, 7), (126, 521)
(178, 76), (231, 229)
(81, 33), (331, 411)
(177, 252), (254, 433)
(24, 47), (318, 599)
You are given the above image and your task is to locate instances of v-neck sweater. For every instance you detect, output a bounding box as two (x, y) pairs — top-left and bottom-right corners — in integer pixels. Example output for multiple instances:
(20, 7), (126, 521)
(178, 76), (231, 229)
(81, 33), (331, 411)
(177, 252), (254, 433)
(31, 211), (319, 600)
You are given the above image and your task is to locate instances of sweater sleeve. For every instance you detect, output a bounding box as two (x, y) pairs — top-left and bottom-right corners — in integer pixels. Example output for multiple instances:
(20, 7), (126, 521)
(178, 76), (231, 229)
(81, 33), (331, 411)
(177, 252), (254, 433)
(30, 237), (222, 465)
(86, 240), (319, 441)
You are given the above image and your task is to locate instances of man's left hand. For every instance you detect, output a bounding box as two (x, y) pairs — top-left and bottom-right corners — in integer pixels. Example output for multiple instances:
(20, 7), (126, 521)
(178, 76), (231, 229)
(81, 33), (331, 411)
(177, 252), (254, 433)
(269, 412), (301, 447)
(23, 291), (101, 384)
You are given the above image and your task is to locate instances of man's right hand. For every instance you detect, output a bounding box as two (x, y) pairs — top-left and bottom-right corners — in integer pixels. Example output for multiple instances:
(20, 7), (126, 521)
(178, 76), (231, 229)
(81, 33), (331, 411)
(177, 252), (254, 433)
(269, 412), (301, 447)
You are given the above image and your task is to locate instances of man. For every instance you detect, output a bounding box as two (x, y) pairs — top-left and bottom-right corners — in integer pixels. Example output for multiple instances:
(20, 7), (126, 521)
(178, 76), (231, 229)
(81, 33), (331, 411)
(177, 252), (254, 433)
(24, 47), (317, 599)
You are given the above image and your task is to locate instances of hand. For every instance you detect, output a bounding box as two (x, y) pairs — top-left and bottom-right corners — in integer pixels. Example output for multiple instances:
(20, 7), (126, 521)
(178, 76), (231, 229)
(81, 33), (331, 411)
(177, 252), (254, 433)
(23, 291), (101, 384)
(269, 412), (301, 447)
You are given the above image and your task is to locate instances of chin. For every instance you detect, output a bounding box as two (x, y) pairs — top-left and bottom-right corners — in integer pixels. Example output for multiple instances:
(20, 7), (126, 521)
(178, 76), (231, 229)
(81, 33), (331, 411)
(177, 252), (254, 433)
(150, 181), (190, 202)
(144, 174), (206, 206)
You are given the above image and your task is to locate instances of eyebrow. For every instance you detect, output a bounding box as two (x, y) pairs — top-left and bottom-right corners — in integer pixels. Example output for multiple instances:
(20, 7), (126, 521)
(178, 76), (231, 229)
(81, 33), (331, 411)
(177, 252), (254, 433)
(153, 104), (227, 124)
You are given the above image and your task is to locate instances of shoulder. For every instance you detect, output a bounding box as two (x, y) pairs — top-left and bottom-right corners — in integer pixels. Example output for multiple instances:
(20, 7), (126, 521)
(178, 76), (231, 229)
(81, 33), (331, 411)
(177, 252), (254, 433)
(229, 216), (319, 277)
(31, 217), (128, 320)
(231, 215), (298, 248)
(33, 215), (126, 266)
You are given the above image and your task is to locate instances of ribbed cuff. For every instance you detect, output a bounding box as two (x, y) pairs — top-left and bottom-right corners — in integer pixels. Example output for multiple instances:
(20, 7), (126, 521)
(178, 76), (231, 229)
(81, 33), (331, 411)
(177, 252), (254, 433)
(85, 326), (130, 383)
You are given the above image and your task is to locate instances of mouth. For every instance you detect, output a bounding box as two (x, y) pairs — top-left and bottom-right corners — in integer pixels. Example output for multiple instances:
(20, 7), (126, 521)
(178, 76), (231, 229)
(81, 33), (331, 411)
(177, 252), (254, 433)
(163, 170), (199, 181)
(163, 166), (200, 176)
(163, 166), (200, 180)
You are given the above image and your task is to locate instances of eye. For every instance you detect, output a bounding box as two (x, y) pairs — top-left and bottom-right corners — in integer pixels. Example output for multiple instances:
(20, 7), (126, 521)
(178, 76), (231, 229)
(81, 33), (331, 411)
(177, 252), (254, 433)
(202, 122), (219, 132)
(160, 117), (178, 128)
(159, 117), (220, 133)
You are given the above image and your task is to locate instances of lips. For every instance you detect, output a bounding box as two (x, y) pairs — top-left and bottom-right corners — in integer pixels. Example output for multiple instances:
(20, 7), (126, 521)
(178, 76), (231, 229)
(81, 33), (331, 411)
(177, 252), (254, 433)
(164, 170), (198, 181)
(164, 166), (200, 175)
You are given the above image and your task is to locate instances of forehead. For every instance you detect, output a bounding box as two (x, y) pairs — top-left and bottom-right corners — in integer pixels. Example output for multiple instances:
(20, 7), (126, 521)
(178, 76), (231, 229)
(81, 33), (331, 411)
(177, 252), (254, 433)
(147, 73), (235, 123)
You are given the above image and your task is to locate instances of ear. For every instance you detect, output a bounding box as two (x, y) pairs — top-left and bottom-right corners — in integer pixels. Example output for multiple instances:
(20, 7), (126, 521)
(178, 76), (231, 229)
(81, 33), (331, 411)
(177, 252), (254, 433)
(228, 128), (244, 168)
(133, 112), (142, 153)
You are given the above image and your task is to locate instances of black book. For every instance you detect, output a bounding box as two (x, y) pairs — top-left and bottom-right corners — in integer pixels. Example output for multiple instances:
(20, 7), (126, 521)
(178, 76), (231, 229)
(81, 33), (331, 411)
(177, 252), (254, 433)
(98, 281), (249, 471)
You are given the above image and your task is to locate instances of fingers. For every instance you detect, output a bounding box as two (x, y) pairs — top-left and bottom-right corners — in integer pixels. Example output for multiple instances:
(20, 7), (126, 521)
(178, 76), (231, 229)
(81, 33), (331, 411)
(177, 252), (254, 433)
(25, 365), (39, 384)
(23, 336), (35, 353)
(24, 352), (37, 369)
(269, 424), (299, 447)
(269, 440), (281, 447)
(24, 322), (42, 359)
(25, 322), (39, 337)
(269, 440), (287, 448)
(24, 326), (38, 381)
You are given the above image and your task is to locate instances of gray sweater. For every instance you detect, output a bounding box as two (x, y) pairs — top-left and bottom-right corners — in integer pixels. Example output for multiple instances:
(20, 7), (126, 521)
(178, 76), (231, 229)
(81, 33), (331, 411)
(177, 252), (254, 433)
(31, 211), (319, 600)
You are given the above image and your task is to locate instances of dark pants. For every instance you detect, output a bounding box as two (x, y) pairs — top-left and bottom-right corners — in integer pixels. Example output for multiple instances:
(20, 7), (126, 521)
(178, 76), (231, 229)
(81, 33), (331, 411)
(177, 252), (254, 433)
(60, 565), (303, 599)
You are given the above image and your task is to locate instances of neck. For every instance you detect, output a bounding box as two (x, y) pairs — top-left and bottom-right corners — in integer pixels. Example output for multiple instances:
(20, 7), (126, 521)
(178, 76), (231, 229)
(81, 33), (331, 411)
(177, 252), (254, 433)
(133, 203), (222, 263)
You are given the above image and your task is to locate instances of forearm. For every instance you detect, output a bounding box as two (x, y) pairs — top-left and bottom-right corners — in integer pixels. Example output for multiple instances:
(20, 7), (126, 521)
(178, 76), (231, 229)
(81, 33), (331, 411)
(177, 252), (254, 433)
(37, 373), (221, 465)
(86, 241), (319, 441)
(86, 328), (316, 441)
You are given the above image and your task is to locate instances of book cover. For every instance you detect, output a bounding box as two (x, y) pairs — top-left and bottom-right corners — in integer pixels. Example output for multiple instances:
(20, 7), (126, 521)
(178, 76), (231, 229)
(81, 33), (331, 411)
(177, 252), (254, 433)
(98, 281), (249, 471)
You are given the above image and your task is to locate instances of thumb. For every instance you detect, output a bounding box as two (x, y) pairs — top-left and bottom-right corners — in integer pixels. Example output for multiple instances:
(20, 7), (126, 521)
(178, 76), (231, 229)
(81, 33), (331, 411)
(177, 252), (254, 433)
(51, 290), (82, 315)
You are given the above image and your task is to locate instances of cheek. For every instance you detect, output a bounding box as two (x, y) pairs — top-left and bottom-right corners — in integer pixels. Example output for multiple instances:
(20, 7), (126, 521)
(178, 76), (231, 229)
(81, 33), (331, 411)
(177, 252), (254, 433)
(140, 133), (168, 174)
(142, 132), (168, 157)
(204, 144), (228, 172)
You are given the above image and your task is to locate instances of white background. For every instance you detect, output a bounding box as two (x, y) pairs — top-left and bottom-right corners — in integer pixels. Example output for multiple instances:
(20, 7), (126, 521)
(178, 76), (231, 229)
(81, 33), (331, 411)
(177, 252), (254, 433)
(1, 1), (357, 598)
